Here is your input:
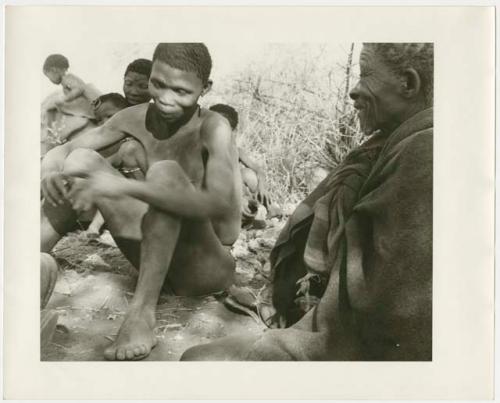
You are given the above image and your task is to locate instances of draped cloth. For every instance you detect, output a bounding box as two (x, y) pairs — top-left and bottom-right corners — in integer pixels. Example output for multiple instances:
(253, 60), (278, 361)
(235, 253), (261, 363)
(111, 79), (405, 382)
(184, 108), (433, 361)
(270, 128), (387, 323)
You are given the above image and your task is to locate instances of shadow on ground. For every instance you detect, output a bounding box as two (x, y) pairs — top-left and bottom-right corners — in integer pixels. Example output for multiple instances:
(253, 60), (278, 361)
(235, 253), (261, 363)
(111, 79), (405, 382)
(42, 219), (285, 361)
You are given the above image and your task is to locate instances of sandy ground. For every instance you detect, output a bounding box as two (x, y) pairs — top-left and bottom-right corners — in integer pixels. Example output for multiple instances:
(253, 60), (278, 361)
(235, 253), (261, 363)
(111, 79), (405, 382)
(42, 219), (284, 361)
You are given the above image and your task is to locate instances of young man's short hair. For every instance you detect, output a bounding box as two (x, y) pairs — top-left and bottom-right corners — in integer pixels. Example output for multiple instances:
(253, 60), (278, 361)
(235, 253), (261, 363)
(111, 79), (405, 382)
(125, 58), (153, 78)
(92, 93), (129, 110)
(209, 104), (239, 130)
(153, 43), (212, 84)
(43, 54), (69, 71)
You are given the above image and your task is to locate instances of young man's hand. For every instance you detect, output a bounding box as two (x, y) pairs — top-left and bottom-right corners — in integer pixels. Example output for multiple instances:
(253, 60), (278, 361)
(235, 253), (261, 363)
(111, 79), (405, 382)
(41, 172), (71, 207)
(67, 172), (127, 208)
(66, 177), (95, 212)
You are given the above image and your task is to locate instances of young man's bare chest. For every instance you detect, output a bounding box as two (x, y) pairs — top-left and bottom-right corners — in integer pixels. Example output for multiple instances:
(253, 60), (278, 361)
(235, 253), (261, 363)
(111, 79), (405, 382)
(114, 105), (206, 185)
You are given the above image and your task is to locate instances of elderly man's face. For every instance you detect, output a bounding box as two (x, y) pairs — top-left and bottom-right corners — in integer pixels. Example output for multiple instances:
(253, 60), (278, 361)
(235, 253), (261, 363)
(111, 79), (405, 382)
(350, 46), (408, 135)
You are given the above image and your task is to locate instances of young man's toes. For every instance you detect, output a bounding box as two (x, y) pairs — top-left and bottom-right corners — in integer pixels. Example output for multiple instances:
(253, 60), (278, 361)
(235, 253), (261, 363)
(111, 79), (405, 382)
(116, 348), (127, 360)
(140, 344), (147, 355)
(125, 348), (135, 360)
(133, 346), (142, 356)
(103, 346), (118, 361)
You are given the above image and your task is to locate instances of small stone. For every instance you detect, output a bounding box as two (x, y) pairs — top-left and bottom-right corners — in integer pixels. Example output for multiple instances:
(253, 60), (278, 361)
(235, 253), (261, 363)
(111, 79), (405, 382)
(248, 239), (260, 253)
(267, 203), (283, 219)
(232, 242), (249, 259)
(98, 230), (117, 247)
(255, 205), (268, 221)
(258, 238), (275, 248)
(252, 220), (267, 229)
(83, 254), (109, 268)
(283, 202), (298, 216)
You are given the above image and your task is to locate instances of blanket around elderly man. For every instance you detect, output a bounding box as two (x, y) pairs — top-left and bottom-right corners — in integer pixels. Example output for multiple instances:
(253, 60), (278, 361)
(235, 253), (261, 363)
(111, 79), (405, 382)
(258, 108), (433, 361)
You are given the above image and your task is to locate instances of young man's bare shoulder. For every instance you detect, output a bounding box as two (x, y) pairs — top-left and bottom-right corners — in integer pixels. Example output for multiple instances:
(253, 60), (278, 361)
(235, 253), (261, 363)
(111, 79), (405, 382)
(200, 109), (232, 144)
(106, 103), (149, 132)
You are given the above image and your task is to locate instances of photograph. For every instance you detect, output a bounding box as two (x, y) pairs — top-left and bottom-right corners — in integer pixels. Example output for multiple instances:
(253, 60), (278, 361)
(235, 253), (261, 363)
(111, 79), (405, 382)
(39, 41), (433, 362)
(4, 5), (494, 399)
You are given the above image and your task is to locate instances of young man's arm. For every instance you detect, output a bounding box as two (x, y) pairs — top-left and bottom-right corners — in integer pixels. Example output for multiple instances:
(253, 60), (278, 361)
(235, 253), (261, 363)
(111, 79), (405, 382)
(41, 123), (126, 206)
(77, 117), (237, 219)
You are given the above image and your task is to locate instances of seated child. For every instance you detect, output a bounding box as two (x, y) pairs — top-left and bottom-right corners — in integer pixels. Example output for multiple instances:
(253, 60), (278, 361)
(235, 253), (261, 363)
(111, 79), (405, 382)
(41, 54), (100, 152)
(93, 93), (147, 179)
(86, 93), (147, 237)
(92, 92), (129, 124)
(122, 58), (153, 106)
(209, 104), (272, 226)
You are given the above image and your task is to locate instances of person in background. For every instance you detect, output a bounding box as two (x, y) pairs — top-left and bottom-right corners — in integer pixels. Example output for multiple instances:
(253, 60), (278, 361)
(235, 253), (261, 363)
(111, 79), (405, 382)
(209, 104), (273, 227)
(41, 54), (100, 154)
(122, 58), (153, 106)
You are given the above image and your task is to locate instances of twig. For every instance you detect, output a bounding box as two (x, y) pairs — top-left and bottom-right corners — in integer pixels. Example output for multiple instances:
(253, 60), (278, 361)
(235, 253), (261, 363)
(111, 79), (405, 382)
(99, 296), (110, 310)
(156, 307), (193, 312)
(50, 342), (67, 350)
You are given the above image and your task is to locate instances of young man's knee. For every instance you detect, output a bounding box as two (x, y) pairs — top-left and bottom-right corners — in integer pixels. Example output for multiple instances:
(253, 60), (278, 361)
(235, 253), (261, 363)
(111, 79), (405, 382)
(146, 160), (189, 186)
(64, 148), (106, 174)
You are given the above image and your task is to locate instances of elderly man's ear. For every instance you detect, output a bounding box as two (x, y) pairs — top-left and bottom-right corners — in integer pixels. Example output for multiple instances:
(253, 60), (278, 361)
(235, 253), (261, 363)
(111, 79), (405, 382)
(401, 68), (422, 99)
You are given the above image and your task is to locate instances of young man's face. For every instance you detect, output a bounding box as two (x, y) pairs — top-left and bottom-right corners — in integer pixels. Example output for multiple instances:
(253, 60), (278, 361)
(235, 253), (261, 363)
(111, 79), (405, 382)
(44, 68), (64, 85)
(94, 102), (123, 125)
(349, 46), (407, 135)
(123, 71), (151, 105)
(149, 61), (206, 121)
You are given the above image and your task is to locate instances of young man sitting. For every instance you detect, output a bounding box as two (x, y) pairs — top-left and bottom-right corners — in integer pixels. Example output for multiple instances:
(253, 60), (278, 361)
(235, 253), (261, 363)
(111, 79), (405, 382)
(40, 43), (242, 361)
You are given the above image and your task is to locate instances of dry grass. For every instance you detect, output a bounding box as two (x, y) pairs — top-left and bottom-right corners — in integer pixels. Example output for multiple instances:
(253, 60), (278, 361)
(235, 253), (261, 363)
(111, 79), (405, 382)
(204, 43), (364, 205)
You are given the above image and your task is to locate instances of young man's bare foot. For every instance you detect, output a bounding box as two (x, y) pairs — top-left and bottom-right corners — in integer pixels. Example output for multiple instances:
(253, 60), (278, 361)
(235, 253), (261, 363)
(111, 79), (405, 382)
(85, 227), (101, 239)
(104, 310), (157, 360)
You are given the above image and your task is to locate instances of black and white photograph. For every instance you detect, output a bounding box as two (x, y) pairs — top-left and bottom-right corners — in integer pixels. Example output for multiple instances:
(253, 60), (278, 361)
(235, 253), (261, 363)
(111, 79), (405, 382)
(3, 5), (494, 400)
(39, 41), (433, 362)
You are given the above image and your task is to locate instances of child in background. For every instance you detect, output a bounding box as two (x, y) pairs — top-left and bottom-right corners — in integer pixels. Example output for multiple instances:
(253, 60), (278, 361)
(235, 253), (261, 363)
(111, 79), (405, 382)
(122, 58), (152, 106)
(84, 59), (151, 236)
(92, 92), (129, 124)
(92, 92), (147, 179)
(86, 93), (147, 237)
(209, 104), (275, 227)
(41, 54), (100, 153)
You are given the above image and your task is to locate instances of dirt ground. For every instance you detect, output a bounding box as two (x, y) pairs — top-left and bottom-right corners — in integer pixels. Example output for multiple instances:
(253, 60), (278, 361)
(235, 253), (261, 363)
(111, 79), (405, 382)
(42, 218), (285, 361)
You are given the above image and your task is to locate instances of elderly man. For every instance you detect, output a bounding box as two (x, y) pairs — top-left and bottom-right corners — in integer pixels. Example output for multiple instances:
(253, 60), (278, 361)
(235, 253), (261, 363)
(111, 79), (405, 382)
(181, 43), (433, 361)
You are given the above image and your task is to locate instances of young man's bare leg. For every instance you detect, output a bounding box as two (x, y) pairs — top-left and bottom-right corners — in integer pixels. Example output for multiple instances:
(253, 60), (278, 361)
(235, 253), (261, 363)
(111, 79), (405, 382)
(41, 148), (143, 253)
(104, 160), (235, 360)
(41, 209), (63, 252)
(43, 152), (235, 360)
